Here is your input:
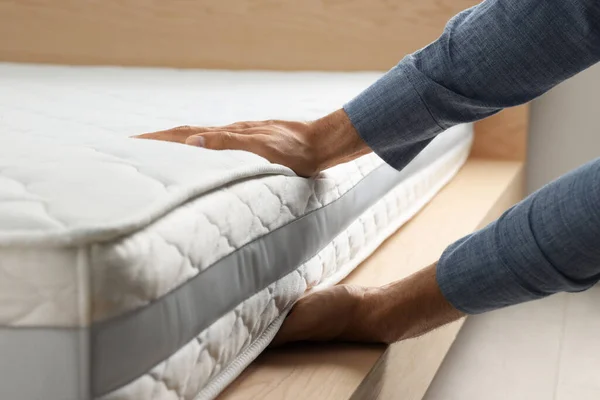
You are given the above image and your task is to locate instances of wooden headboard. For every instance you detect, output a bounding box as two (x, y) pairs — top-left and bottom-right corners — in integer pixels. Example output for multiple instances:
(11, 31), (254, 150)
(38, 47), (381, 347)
(0, 0), (527, 160)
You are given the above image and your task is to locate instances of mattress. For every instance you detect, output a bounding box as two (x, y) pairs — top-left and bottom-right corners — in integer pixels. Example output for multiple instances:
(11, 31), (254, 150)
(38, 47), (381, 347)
(0, 63), (473, 400)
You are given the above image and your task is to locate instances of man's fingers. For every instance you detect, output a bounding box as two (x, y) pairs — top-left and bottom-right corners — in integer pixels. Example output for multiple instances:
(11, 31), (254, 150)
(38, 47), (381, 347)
(186, 131), (257, 152)
(134, 125), (244, 143)
(225, 121), (266, 130)
(134, 121), (272, 144)
(185, 131), (235, 150)
(135, 126), (204, 143)
(134, 130), (189, 143)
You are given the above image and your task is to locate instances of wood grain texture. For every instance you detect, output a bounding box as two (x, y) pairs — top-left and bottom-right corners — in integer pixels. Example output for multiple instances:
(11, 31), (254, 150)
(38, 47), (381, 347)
(472, 105), (530, 161)
(218, 159), (525, 400)
(0, 0), (479, 71)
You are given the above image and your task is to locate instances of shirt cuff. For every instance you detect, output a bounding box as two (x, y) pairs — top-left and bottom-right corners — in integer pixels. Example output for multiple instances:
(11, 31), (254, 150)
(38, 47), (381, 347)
(343, 60), (444, 170)
(435, 230), (540, 315)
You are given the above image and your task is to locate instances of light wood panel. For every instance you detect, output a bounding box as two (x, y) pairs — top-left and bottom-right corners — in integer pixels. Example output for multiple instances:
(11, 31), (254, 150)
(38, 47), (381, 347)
(472, 106), (530, 161)
(219, 158), (525, 400)
(0, 0), (477, 71)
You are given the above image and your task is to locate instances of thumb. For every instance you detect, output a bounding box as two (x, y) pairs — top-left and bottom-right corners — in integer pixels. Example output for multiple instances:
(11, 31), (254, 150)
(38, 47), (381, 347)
(186, 131), (251, 151)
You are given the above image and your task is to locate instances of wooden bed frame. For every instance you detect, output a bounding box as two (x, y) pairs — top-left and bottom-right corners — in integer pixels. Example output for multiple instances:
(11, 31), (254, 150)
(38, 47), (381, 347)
(0, 1), (528, 399)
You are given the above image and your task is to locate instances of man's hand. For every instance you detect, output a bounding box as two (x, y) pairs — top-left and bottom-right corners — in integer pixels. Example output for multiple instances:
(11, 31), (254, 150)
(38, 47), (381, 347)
(271, 285), (384, 346)
(272, 264), (465, 347)
(135, 109), (370, 177)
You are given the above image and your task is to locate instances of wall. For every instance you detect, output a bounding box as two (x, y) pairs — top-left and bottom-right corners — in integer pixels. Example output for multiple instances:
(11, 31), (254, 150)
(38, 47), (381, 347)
(527, 63), (600, 193)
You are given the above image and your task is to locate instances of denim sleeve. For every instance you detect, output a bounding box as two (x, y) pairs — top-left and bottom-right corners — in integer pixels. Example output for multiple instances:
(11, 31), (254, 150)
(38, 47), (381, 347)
(344, 0), (600, 170)
(437, 158), (600, 314)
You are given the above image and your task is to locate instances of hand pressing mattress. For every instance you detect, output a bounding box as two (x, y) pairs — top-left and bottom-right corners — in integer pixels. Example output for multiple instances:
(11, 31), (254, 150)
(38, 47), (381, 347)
(0, 63), (473, 400)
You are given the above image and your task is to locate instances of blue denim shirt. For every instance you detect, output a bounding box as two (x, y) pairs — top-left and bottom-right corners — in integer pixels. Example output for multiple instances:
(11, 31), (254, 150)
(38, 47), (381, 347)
(343, 0), (600, 313)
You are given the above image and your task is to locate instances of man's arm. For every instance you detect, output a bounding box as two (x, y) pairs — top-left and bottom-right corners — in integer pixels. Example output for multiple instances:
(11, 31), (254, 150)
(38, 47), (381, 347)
(344, 0), (600, 170)
(438, 157), (600, 314)
(274, 158), (600, 344)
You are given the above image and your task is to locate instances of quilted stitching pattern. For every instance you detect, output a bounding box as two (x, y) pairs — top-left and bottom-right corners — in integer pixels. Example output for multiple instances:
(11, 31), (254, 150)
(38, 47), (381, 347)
(0, 247), (87, 326)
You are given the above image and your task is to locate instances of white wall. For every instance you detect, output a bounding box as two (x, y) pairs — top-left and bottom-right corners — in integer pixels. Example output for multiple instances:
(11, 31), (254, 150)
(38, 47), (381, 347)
(527, 63), (600, 193)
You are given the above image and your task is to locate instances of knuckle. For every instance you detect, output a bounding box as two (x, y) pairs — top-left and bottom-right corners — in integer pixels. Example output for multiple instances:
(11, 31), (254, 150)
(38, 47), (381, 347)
(233, 122), (251, 129)
(216, 131), (237, 148)
(174, 125), (194, 133)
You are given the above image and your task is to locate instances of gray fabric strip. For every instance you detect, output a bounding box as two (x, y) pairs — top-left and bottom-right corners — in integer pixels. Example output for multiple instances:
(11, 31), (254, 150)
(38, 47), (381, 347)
(0, 328), (90, 400)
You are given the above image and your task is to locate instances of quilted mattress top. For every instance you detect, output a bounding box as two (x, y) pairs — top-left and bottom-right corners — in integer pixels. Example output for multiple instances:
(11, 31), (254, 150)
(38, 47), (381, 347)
(0, 63), (382, 246)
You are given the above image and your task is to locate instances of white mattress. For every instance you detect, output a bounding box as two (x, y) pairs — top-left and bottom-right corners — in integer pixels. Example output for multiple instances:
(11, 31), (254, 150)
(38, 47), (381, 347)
(0, 63), (473, 400)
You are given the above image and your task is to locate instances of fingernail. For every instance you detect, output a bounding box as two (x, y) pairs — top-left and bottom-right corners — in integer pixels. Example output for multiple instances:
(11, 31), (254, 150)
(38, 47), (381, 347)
(187, 136), (205, 147)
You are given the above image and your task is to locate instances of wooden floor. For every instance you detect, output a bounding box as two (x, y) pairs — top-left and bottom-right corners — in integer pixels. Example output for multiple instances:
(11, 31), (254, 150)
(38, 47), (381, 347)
(219, 158), (525, 400)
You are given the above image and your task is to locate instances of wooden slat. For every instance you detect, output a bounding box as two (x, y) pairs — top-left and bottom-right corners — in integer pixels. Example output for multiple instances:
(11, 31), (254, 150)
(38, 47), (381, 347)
(0, 0), (478, 71)
(219, 158), (525, 400)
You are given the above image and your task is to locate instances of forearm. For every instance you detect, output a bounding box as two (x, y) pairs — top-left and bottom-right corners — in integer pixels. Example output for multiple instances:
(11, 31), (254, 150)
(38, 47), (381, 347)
(344, 0), (600, 169)
(362, 264), (464, 344)
(311, 109), (371, 171)
(359, 158), (600, 342)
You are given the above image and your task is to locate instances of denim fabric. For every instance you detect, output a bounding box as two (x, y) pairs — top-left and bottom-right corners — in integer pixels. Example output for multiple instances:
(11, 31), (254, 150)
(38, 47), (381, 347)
(343, 0), (600, 313)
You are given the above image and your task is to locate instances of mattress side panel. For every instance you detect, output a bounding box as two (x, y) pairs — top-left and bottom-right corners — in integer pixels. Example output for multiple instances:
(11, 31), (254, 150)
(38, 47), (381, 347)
(96, 132), (472, 400)
(0, 246), (92, 398)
